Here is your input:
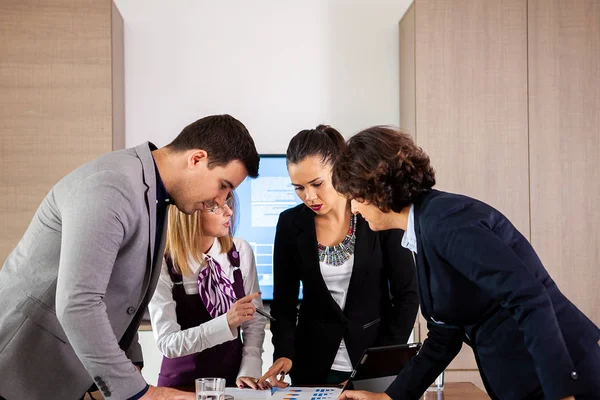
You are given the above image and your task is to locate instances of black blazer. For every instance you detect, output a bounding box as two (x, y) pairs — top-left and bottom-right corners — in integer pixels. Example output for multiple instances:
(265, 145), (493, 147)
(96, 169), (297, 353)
(386, 190), (600, 400)
(270, 204), (419, 384)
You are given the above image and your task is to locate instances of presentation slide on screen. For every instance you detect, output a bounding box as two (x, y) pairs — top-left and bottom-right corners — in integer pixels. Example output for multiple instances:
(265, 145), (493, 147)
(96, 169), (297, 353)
(235, 156), (302, 300)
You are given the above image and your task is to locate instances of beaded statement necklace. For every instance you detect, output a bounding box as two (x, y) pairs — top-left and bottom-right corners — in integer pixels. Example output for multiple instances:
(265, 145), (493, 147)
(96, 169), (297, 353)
(317, 214), (357, 266)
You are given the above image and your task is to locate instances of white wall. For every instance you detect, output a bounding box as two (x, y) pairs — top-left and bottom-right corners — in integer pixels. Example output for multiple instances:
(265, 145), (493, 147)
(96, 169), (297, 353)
(113, 0), (412, 151)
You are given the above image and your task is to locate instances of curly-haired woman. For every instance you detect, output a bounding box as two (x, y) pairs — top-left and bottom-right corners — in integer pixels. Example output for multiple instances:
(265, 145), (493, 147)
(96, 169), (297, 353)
(333, 126), (600, 400)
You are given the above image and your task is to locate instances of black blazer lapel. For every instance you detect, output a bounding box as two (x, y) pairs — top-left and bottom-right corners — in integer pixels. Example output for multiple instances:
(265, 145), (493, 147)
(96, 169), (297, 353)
(345, 216), (376, 314)
(134, 142), (158, 297)
(293, 207), (346, 320)
(413, 194), (434, 320)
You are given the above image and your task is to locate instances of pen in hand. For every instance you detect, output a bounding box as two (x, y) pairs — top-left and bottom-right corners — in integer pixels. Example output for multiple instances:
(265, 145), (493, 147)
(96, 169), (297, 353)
(255, 308), (276, 322)
(232, 292), (276, 321)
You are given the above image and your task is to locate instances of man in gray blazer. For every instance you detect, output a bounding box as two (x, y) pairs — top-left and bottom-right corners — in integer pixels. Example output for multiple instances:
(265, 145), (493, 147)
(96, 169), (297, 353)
(0, 115), (259, 400)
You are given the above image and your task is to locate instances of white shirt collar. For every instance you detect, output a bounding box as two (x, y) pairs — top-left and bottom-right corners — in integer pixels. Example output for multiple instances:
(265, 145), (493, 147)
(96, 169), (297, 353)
(400, 204), (417, 254)
(205, 237), (222, 258)
(187, 238), (221, 275)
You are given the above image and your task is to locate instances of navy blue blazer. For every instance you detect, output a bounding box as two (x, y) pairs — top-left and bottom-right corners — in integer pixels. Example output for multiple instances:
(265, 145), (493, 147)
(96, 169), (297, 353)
(386, 190), (600, 400)
(270, 204), (419, 384)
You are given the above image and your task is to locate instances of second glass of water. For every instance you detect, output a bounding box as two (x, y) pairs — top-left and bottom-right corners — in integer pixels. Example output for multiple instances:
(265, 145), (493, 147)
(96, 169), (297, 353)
(195, 377), (226, 400)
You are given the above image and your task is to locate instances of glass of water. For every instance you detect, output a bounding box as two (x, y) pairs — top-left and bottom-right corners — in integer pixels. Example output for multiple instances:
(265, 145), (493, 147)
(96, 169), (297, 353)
(426, 371), (444, 392)
(195, 377), (226, 400)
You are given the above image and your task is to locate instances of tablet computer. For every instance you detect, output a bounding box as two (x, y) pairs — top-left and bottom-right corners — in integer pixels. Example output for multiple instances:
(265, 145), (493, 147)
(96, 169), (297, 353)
(342, 342), (421, 392)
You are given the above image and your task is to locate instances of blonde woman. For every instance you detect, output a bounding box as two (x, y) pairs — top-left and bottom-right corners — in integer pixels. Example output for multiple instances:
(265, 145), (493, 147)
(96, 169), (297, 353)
(148, 195), (266, 389)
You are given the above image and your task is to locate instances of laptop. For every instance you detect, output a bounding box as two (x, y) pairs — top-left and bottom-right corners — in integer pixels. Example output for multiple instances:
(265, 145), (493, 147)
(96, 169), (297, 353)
(341, 343), (421, 393)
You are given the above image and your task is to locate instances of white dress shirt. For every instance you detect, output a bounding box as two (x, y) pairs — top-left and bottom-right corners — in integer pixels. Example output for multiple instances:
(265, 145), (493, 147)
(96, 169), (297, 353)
(401, 204), (418, 254)
(148, 238), (266, 379)
(320, 255), (355, 372)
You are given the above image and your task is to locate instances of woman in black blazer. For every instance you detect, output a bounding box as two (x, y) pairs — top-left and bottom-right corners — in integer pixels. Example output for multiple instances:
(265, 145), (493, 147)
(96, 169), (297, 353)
(332, 126), (600, 400)
(258, 125), (419, 387)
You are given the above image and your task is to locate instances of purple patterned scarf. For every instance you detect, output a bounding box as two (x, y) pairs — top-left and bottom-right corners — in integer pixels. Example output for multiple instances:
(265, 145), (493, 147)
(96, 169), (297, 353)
(198, 255), (238, 318)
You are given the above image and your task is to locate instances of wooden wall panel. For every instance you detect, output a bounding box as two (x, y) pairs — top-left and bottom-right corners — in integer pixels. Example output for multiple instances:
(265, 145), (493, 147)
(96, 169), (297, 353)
(112, 2), (126, 151)
(528, 0), (600, 325)
(415, 0), (530, 236)
(0, 1), (123, 263)
(403, 0), (529, 381)
(399, 3), (416, 139)
(400, 0), (598, 390)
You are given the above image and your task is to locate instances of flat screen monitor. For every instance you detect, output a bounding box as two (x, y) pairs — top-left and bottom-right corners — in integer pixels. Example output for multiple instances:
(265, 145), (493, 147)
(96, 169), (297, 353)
(234, 155), (303, 301)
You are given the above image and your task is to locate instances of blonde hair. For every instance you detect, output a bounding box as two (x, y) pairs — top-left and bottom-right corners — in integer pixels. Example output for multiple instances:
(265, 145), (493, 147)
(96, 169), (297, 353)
(165, 205), (234, 277)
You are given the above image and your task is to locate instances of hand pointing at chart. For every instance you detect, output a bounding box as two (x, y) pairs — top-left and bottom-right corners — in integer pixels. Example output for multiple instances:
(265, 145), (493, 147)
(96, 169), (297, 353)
(258, 357), (292, 388)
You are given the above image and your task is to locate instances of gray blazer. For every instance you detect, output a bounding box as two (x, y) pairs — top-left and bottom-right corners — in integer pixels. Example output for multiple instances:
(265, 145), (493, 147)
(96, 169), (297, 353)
(0, 143), (166, 400)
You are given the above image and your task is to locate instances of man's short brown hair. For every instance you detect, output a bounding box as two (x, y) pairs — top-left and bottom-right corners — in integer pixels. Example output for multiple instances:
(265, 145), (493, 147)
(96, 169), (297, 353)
(167, 114), (259, 178)
(332, 126), (435, 212)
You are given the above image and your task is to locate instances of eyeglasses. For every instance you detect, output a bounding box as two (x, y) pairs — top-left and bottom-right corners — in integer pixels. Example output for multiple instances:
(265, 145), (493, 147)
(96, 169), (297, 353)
(203, 196), (234, 215)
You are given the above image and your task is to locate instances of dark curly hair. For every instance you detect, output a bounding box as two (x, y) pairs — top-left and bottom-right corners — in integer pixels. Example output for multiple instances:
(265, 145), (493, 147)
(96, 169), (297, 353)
(286, 125), (345, 166)
(332, 126), (435, 212)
